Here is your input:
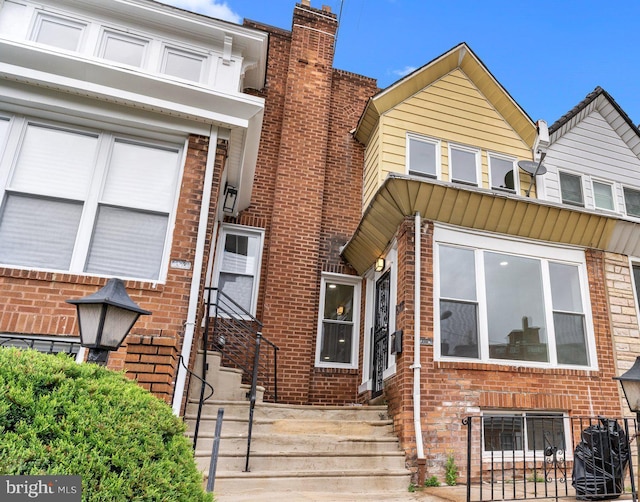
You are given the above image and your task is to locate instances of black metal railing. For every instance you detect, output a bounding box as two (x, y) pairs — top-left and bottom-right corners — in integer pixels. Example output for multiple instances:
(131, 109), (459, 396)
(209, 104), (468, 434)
(192, 287), (278, 473)
(463, 415), (637, 502)
(0, 334), (81, 356)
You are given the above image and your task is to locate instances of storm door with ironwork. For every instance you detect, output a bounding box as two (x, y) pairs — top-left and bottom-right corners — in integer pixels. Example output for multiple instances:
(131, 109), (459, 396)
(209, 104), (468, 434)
(371, 270), (390, 398)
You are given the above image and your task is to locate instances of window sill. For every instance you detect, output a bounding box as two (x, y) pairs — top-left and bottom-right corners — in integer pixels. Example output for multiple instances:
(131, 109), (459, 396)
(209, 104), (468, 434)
(0, 267), (165, 292)
(434, 359), (598, 376)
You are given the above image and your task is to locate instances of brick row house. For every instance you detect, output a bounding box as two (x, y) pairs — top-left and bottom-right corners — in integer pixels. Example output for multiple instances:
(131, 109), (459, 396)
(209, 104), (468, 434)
(2, 0), (640, 482)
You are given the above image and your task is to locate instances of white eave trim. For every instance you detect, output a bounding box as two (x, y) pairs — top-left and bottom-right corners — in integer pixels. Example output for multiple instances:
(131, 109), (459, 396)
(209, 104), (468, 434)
(0, 40), (265, 128)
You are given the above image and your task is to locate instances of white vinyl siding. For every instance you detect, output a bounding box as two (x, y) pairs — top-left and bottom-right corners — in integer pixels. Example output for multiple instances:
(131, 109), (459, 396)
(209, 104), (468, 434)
(542, 108), (640, 215)
(0, 116), (182, 281)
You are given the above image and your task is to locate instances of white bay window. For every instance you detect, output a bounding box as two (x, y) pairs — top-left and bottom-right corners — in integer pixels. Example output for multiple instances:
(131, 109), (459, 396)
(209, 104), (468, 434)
(0, 116), (182, 281)
(436, 227), (595, 368)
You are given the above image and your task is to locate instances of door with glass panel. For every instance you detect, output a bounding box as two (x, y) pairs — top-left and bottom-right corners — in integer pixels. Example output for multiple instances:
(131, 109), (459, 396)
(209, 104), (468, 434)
(372, 271), (390, 398)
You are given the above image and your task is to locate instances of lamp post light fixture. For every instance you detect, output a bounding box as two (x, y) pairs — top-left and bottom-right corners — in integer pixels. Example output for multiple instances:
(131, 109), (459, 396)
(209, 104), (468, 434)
(67, 278), (151, 366)
(614, 355), (640, 497)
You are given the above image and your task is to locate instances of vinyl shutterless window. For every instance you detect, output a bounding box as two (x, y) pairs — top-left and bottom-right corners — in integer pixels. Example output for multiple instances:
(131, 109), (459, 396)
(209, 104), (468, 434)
(450, 145), (479, 186)
(0, 119), (181, 281)
(407, 134), (438, 179)
(489, 154), (517, 193)
(624, 187), (640, 218)
(436, 230), (593, 369)
(559, 171), (584, 207)
(316, 274), (361, 368)
(214, 225), (264, 316)
(483, 413), (566, 455)
(98, 30), (148, 67)
(161, 47), (206, 83)
(592, 180), (615, 211)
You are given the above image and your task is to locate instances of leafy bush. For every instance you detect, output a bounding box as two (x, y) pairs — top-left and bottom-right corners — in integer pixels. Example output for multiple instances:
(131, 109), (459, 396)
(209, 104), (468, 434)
(424, 475), (440, 487)
(0, 348), (212, 502)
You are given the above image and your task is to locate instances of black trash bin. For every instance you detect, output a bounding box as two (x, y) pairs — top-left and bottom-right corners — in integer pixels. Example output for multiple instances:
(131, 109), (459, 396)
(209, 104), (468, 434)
(572, 418), (629, 500)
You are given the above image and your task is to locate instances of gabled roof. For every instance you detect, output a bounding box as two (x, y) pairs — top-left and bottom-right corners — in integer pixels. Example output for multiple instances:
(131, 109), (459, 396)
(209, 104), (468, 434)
(549, 86), (640, 156)
(354, 42), (536, 147)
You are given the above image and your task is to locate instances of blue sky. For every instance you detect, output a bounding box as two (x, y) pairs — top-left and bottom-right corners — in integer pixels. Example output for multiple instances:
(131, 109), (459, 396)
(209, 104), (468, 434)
(160, 0), (640, 127)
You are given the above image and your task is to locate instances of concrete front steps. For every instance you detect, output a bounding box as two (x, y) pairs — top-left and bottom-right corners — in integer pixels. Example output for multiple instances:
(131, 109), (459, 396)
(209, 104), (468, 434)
(183, 351), (412, 500)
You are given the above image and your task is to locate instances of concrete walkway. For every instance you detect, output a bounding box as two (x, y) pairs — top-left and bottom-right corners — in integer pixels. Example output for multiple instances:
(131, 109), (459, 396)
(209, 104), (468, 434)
(214, 485), (469, 501)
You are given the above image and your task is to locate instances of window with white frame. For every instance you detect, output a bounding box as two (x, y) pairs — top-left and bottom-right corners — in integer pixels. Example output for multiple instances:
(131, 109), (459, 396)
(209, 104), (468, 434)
(449, 144), (479, 186)
(436, 228), (594, 368)
(623, 187), (640, 218)
(31, 13), (86, 51)
(592, 180), (615, 211)
(407, 134), (438, 179)
(161, 47), (206, 83)
(632, 263), (640, 313)
(316, 274), (361, 368)
(483, 412), (567, 455)
(0, 116), (182, 281)
(98, 30), (148, 67)
(559, 171), (584, 207)
(489, 154), (517, 193)
(214, 225), (264, 316)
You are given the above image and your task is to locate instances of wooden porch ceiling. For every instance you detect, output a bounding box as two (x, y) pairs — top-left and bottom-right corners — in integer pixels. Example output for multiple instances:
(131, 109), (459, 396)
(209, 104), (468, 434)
(341, 174), (635, 276)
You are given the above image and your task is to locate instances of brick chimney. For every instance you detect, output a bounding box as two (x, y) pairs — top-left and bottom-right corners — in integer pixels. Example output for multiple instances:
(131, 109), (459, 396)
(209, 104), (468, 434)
(260, 3), (338, 404)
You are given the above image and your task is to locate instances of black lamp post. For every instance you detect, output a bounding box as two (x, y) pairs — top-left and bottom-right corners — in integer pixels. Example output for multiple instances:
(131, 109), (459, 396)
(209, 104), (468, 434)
(614, 356), (640, 497)
(67, 278), (151, 366)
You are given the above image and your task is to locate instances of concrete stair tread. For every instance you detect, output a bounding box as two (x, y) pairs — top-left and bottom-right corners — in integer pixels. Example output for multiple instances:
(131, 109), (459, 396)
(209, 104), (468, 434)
(185, 414), (393, 426)
(195, 450), (404, 458)
(191, 432), (400, 441)
(210, 468), (411, 479)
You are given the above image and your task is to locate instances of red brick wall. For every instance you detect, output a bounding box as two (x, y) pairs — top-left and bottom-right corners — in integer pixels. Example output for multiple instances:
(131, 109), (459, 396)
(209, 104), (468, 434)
(383, 220), (622, 479)
(244, 6), (376, 405)
(0, 134), (223, 404)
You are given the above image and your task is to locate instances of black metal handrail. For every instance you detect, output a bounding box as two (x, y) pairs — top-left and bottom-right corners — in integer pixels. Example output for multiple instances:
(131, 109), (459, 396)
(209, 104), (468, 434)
(0, 334), (81, 356)
(193, 287), (278, 474)
(463, 415), (636, 502)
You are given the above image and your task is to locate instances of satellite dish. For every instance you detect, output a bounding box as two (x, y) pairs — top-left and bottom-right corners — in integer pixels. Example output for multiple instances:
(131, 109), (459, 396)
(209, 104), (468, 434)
(518, 160), (547, 176)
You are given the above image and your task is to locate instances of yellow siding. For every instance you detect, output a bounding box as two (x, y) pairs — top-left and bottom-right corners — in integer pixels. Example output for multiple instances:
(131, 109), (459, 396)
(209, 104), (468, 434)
(362, 68), (534, 207)
(363, 121), (381, 207)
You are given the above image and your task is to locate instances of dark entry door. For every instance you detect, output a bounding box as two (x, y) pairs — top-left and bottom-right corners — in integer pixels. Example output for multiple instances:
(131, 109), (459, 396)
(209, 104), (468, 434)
(371, 270), (390, 398)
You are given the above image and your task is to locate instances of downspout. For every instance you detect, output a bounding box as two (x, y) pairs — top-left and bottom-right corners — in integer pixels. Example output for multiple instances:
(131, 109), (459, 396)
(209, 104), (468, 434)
(412, 212), (425, 461)
(172, 125), (219, 415)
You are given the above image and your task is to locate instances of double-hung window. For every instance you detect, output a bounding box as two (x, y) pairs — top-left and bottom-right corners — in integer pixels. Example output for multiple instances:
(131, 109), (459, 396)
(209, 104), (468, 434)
(623, 187), (640, 218)
(316, 274), (361, 368)
(559, 171), (584, 207)
(0, 116), (182, 281)
(483, 412), (567, 456)
(436, 227), (594, 368)
(449, 144), (479, 186)
(407, 134), (438, 179)
(489, 154), (517, 193)
(592, 180), (615, 211)
(214, 225), (264, 316)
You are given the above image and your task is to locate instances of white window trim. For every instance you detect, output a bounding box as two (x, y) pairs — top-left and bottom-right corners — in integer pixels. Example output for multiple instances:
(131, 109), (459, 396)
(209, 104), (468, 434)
(589, 177), (617, 213)
(434, 225), (597, 370)
(315, 272), (361, 369)
(406, 133), (440, 179)
(480, 410), (572, 461)
(487, 152), (518, 193)
(160, 43), (210, 84)
(29, 10), (88, 52)
(211, 223), (265, 318)
(558, 169), (585, 207)
(622, 185), (640, 220)
(448, 143), (480, 187)
(629, 257), (640, 330)
(0, 113), (185, 284)
(97, 28), (150, 68)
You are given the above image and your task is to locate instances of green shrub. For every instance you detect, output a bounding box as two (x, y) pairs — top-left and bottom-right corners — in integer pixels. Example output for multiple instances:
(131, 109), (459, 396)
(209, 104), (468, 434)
(0, 347), (212, 502)
(424, 475), (440, 487)
(445, 453), (458, 486)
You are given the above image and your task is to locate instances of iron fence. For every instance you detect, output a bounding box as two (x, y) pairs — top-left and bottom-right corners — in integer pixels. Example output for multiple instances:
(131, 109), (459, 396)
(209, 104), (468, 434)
(464, 415), (637, 502)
